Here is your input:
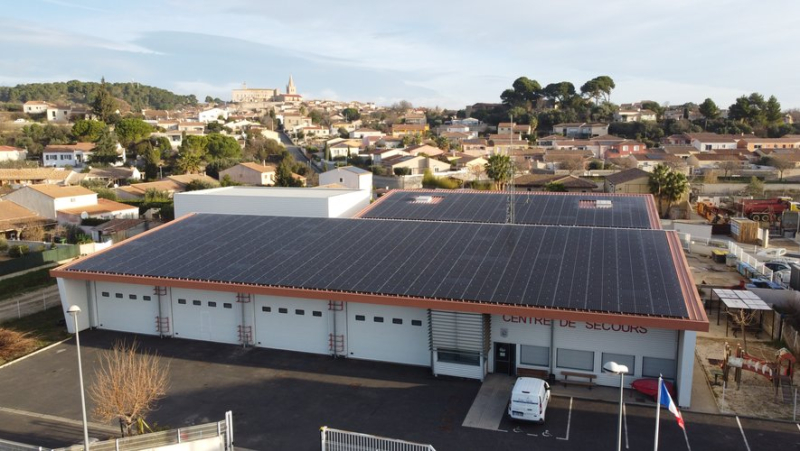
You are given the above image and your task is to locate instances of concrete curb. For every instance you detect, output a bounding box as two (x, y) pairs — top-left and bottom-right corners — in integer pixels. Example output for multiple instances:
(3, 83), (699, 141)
(0, 336), (71, 370)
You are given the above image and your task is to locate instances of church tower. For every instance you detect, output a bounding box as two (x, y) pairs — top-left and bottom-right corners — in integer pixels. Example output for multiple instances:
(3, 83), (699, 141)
(286, 76), (296, 95)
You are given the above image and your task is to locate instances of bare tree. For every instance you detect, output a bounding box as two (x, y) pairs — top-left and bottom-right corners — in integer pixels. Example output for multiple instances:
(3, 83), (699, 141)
(468, 163), (485, 181)
(20, 223), (45, 242)
(703, 170), (719, 184)
(554, 156), (585, 174)
(718, 160), (740, 178)
(728, 308), (758, 354)
(90, 340), (170, 436)
(768, 156), (794, 181)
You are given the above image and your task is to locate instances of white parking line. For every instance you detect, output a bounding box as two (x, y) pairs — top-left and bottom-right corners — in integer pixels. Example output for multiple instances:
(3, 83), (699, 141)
(736, 416), (751, 451)
(797, 423), (800, 432)
(527, 433), (537, 437)
(557, 397), (573, 441)
(623, 403), (629, 449)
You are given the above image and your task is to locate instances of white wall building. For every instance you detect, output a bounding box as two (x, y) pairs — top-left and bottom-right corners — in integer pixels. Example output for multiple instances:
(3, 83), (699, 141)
(4, 185), (97, 220)
(198, 108), (230, 123)
(174, 186), (371, 219)
(319, 166), (372, 192)
(0, 146), (27, 162)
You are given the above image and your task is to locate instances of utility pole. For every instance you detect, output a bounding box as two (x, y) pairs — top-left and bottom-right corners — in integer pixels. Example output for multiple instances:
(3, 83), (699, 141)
(507, 113), (515, 224)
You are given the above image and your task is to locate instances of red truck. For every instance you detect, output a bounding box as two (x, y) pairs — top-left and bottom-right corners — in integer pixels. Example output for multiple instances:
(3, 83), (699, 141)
(734, 197), (800, 222)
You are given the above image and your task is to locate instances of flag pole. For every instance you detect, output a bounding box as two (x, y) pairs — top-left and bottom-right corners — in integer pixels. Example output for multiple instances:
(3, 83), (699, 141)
(654, 375), (662, 451)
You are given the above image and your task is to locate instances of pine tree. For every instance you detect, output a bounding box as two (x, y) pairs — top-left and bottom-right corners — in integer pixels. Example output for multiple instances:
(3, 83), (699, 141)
(91, 77), (117, 123)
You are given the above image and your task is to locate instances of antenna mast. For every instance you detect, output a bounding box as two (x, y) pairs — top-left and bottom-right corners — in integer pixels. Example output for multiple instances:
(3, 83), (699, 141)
(507, 114), (515, 224)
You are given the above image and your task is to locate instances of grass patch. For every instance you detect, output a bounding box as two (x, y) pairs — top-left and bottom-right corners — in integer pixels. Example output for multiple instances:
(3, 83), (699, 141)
(0, 266), (57, 302)
(0, 308), (70, 364)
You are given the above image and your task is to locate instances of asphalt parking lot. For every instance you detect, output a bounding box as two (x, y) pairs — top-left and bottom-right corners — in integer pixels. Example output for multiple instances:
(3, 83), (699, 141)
(0, 330), (798, 450)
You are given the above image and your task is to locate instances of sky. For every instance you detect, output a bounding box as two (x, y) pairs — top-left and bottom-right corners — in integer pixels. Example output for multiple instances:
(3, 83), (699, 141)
(1, 0), (799, 110)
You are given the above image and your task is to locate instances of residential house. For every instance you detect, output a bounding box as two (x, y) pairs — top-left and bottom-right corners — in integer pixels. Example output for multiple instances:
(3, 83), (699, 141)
(0, 146), (27, 162)
(450, 117), (482, 126)
(198, 108), (229, 123)
(4, 184), (136, 223)
(318, 166), (372, 191)
(443, 124), (470, 133)
(381, 154), (451, 175)
(403, 111), (427, 125)
(0, 199), (46, 239)
(439, 151), (487, 171)
(687, 153), (748, 174)
(0, 167), (77, 187)
(604, 140), (647, 159)
(73, 166), (142, 186)
(219, 162), (277, 186)
(301, 125), (330, 138)
(350, 128), (384, 139)
(628, 152), (688, 173)
(251, 127), (281, 143)
(46, 105), (80, 122)
(282, 114), (313, 132)
(376, 136), (404, 149)
(737, 136), (800, 152)
(499, 122), (532, 135)
(329, 140), (362, 158)
(513, 174), (598, 192)
(42, 142), (96, 167)
(462, 139), (490, 157)
(405, 144), (444, 157)
(114, 174), (218, 200)
(177, 122), (205, 133)
(370, 148), (410, 165)
(552, 123), (609, 138)
(687, 133), (739, 152)
(604, 168), (651, 194)
(157, 120), (179, 131)
(142, 110), (171, 121)
(662, 146), (697, 161)
(614, 108), (658, 122)
(390, 123), (429, 137)
(23, 101), (51, 115)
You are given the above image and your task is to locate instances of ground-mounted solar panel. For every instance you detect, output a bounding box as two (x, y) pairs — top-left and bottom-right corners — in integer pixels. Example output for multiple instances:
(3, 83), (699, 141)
(65, 214), (688, 319)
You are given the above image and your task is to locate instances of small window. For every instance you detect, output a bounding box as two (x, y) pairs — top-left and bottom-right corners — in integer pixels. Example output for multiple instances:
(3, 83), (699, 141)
(295, 309), (305, 315)
(279, 308), (288, 314)
(101, 291), (109, 297)
(262, 306), (271, 312)
(392, 318), (403, 325)
(192, 300), (201, 306)
(129, 294), (137, 300)
(178, 299), (186, 304)
(374, 316), (384, 323)
(355, 315), (365, 321)
(224, 303), (232, 309)
(437, 349), (480, 366)
(143, 296), (151, 301)
(521, 345), (550, 367)
(115, 293), (123, 298)
(313, 311), (322, 317)
(208, 301), (217, 307)
(411, 320), (422, 326)
(557, 348), (594, 372)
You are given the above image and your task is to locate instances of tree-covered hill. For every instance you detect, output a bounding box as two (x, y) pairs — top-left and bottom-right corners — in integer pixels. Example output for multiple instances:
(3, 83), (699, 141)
(0, 80), (197, 111)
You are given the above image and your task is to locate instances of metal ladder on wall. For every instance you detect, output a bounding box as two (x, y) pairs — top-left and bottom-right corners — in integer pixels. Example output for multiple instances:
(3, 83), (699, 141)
(328, 301), (345, 355)
(236, 293), (253, 347)
(154, 286), (169, 335)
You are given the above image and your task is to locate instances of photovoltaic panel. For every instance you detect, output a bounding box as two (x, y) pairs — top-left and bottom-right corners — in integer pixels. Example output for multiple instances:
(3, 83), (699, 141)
(67, 214), (688, 318)
(361, 191), (654, 229)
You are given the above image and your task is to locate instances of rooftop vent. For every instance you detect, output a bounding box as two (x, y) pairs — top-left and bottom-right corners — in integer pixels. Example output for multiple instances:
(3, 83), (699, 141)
(409, 195), (443, 204)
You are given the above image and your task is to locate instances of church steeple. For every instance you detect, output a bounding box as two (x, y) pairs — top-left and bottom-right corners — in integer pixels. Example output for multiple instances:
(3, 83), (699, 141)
(286, 75), (296, 95)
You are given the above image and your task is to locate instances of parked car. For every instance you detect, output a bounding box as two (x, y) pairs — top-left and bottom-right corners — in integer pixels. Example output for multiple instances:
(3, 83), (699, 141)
(507, 377), (550, 423)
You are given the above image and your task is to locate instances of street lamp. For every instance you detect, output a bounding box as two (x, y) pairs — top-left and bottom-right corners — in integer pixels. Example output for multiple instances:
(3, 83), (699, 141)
(603, 361), (629, 451)
(67, 305), (90, 450)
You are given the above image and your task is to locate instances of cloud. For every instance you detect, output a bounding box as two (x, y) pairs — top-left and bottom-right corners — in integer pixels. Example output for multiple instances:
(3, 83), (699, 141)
(41, 0), (108, 12)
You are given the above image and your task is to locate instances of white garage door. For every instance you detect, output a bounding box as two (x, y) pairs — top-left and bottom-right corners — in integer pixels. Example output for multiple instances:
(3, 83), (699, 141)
(95, 282), (159, 335)
(254, 296), (330, 355)
(171, 288), (241, 344)
(347, 304), (430, 366)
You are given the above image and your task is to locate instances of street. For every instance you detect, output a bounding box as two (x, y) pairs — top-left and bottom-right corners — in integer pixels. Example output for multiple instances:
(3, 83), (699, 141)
(278, 131), (320, 173)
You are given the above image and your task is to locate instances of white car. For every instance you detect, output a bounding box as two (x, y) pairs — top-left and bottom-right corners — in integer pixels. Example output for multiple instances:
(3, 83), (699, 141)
(14, 118), (27, 123)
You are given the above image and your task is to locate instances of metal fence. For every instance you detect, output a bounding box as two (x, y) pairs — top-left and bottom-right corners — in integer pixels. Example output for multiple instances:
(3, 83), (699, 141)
(0, 244), (79, 275)
(320, 426), (436, 451)
(726, 241), (774, 279)
(0, 412), (233, 451)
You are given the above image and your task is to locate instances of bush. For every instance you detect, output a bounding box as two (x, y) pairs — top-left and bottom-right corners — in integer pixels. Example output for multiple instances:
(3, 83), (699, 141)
(0, 329), (37, 362)
(0, 236), (8, 252)
(394, 167), (412, 176)
(422, 169), (462, 189)
(81, 217), (110, 226)
(8, 245), (29, 258)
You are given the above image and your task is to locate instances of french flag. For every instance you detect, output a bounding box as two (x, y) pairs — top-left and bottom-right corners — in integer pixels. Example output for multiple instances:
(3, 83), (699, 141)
(659, 379), (685, 429)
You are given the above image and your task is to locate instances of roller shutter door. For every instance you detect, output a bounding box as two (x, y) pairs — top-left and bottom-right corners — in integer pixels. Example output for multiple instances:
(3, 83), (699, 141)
(95, 282), (159, 335)
(171, 288), (241, 344)
(347, 304), (430, 366)
(254, 296), (330, 355)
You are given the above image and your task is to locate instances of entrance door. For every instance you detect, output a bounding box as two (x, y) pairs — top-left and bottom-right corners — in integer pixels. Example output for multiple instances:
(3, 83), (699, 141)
(494, 342), (515, 375)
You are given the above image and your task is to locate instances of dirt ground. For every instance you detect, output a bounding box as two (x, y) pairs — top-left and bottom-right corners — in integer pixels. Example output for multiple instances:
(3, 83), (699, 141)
(687, 245), (800, 419)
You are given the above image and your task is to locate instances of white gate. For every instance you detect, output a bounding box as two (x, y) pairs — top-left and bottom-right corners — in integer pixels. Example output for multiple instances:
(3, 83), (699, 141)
(320, 427), (436, 451)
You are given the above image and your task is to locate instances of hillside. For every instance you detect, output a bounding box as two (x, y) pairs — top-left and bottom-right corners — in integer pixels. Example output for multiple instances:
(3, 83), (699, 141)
(0, 80), (197, 111)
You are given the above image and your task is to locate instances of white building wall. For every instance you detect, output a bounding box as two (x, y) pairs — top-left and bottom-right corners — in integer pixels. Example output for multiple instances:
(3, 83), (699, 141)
(53, 194), (99, 213)
(170, 287), (242, 344)
(326, 190), (370, 218)
(93, 281), (160, 335)
(58, 278), (91, 333)
(174, 189), (369, 219)
(4, 189), (57, 219)
(676, 331), (696, 408)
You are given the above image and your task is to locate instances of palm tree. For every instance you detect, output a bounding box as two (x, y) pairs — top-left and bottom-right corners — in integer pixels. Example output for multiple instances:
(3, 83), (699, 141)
(484, 154), (513, 190)
(649, 164), (688, 217)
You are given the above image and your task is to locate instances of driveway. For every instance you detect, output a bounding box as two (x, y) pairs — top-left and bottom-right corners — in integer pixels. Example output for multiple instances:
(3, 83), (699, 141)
(1, 330), (798, 450)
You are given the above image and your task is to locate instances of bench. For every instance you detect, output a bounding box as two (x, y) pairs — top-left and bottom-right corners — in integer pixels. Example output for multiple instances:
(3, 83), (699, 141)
(560, 371), (597, 389)
(517, 368), (549, 380)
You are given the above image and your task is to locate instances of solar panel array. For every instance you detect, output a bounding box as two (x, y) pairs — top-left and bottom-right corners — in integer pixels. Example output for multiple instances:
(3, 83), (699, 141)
(68, 214), (688, 318)
(713, 289), (771, 311)
(361, 191), (655, 229)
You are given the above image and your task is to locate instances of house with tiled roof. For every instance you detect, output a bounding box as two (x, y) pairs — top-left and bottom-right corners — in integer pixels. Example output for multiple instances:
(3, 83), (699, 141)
(0, 199), (46, 239)
(513, 174), (598, 192)
(219, 162), (277, 186)
(42, 142), (97, 168)
(0, 145), (28, 162)
(4, 184), (137, 223)
(390, 123), (429, 137)
(0, 167), (78, 187)
(552, 123), (608, 138)
(604, 168), (651, 194)
(23, 101), (52, 115)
